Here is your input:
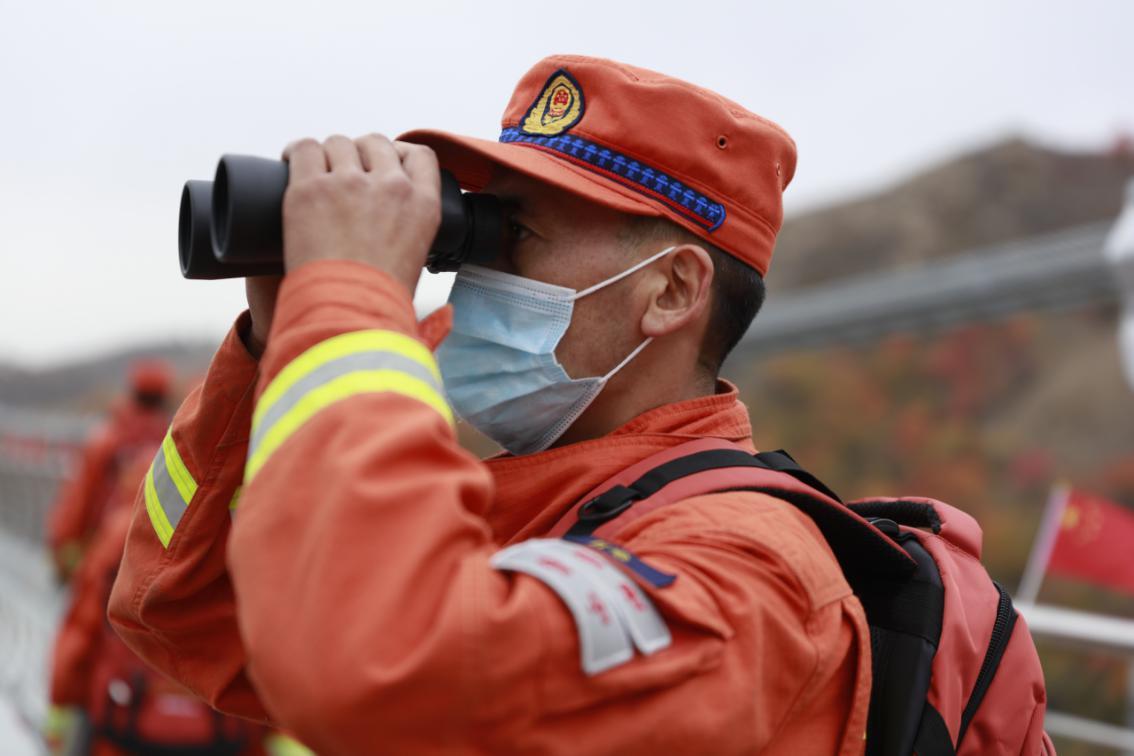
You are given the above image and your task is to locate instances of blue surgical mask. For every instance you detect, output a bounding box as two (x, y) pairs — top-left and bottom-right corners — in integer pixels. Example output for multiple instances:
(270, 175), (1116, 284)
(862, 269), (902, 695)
(437, 246), (675, 456)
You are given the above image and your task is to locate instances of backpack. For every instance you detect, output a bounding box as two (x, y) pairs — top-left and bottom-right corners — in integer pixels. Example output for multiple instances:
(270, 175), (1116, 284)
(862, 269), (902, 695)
(547, 438), (1054, 755)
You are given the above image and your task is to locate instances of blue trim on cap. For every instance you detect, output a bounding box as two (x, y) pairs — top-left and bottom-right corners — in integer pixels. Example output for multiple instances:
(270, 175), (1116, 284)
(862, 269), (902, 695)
(499, 127), (726, 232)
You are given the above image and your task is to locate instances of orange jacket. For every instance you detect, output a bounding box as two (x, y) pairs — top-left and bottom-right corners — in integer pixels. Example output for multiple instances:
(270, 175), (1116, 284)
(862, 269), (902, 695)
(110, 261), (871, 755)
(48, 398), (169, 579)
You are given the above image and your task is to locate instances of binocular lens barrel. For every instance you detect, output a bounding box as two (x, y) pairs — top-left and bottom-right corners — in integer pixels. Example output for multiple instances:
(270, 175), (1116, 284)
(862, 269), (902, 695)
(212, 156), (289, 266)
(178, 153), (506, 280)
(180, 181), (282, 279)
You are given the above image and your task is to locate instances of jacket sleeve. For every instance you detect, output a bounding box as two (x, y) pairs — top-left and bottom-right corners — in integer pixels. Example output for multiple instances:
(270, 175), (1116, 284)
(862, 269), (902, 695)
(228, 261), (865, 754)
(108, 312), (270, 722)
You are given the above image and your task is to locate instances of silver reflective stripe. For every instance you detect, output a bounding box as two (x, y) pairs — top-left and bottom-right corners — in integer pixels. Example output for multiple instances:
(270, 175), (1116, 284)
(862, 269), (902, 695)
(151, 441), (189, 532)
(248, 350), (443, 456)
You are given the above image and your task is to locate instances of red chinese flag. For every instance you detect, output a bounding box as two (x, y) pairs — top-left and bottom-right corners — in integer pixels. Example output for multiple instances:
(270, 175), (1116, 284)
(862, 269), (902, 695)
(1047, 489), (1134, 596)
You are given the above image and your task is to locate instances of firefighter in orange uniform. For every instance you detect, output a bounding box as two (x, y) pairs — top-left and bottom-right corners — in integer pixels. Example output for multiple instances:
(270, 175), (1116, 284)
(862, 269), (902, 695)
(110, 57), (872, 754)
(48, 361), (172, 581)
(47, 445), (299, 755)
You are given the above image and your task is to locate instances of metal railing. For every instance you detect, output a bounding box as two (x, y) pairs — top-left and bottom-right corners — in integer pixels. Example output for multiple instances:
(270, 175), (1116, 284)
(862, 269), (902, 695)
(742, 221), (1118, 354)
(0, 405), (93, 544)
(0, 406), (83, 745)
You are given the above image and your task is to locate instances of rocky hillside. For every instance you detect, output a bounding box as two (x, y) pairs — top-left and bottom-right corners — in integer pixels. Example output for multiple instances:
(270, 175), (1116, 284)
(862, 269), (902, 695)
(770, 137), (1134, 290)
(734, 136), (1134, 548)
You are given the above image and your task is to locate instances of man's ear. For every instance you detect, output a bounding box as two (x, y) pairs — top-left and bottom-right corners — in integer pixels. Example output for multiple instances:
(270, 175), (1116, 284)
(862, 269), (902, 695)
(639, 244), (713, 339)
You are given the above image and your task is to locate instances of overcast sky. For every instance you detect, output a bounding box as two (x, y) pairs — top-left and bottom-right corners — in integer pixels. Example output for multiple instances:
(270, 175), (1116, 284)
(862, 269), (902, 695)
(1, 0), (1131, 368)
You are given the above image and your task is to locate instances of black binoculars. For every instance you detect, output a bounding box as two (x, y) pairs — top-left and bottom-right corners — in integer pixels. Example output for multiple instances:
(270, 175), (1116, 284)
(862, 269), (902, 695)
(179, 155), (506, 279)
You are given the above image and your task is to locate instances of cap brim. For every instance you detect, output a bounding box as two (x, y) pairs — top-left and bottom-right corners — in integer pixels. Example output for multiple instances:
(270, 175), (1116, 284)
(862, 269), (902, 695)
(399, 129), (663, 220)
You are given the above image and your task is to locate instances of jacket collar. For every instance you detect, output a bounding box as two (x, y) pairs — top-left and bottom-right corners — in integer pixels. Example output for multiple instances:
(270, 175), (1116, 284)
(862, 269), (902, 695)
(483, 381), (754, 544)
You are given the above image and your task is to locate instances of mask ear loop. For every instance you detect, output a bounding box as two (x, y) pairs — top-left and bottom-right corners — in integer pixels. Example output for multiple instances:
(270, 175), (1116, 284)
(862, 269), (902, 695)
(601, 337), (653, 381)
(570, 246), (677, 301)
(575, 245), (675, 382)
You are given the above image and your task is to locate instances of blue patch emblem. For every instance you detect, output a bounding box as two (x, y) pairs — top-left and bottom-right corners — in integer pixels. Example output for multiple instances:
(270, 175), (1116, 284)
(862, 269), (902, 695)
(563, 535), (677, 589)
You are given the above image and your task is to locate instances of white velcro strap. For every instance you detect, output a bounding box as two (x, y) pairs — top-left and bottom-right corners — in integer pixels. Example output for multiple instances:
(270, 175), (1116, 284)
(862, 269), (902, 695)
(491, 539), (672, 675)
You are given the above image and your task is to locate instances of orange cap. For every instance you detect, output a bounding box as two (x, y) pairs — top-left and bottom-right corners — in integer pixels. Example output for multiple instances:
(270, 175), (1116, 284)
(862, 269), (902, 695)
(401, 54), (797, 276)
(129, 359), (172, 397)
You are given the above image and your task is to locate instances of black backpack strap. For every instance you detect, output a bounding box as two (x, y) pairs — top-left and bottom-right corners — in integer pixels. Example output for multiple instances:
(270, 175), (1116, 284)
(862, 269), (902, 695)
(566, 448), (916, 580)
(858, 520), (946, 756)
(849, 499), (943, 533)
(567, 448), (842, 537)
(913, 703), (956, 756)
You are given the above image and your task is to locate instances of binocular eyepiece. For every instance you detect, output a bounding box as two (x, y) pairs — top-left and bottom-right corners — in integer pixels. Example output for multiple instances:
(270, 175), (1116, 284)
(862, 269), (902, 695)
(179, 155), (506, 280)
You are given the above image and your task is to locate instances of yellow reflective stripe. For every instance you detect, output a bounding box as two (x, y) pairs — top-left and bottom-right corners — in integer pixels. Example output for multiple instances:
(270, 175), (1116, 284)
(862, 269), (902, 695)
(57, 541), (83, 574)
(44, 704), (78, 739)
(265, 733), (315, 756)
(143, 429), (199, 548)
(246, 368), (452, 482)
(253, 330), (441, 431)
(144, 466), (174, 548)
(161, 431), (198, 504)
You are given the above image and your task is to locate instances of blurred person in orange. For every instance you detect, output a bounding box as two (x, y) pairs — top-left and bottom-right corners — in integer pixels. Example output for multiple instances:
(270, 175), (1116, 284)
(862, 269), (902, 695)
(47, 360), (173, 581)
(45, 445), (296, 755)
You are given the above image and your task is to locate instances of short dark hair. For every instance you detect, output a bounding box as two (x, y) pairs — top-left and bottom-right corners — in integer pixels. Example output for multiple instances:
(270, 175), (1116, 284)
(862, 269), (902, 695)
(620, 216), (765, 375)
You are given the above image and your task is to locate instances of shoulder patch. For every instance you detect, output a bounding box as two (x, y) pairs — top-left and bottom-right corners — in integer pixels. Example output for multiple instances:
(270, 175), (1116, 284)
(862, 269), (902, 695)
(563, 535), (677, 589)
(520, 69), (585, 136)
(491, 539), (671, 675)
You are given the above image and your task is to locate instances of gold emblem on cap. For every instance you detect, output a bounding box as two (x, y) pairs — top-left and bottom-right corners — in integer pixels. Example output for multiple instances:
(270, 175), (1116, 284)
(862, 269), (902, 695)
(520, 71), (584, 136)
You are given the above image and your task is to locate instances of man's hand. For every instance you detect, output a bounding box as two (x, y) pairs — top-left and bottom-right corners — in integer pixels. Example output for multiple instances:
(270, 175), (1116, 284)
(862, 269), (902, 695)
(243, 275), (283, 359)
(280, 134), (441, 294)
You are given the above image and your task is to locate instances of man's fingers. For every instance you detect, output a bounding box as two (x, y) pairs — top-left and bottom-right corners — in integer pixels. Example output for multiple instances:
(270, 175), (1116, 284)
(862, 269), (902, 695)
(323, 135), (363, 173)
(355, 134), (401, 175)
(279, 134), (440, 291)
(393, 141), (441, 194)
(283, 138), (327, 180)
